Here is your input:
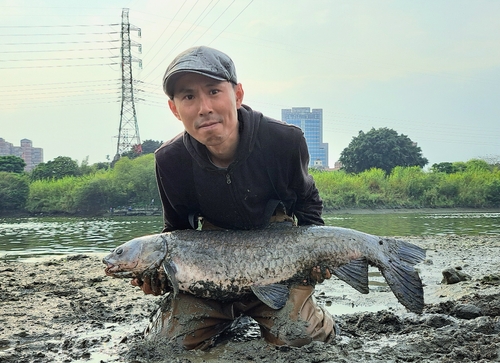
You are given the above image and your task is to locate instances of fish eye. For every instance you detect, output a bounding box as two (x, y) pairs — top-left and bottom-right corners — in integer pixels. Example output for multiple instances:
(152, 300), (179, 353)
(116, 247), (123, 255)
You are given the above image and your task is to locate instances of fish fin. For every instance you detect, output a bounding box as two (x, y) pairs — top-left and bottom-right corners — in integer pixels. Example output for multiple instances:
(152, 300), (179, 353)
(380, 241), (426, 314)
(332, 258), (369, 294)
(251, 284), (290, 310)
(162, 260), (179, 296)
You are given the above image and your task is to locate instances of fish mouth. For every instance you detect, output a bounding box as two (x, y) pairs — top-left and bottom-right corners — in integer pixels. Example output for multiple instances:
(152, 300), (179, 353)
(104, 262), (118, 276)
(103, 258), (139, 277)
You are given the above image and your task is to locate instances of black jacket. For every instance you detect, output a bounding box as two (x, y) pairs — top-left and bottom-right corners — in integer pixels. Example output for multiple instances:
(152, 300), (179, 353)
(155, 104), (324, 232)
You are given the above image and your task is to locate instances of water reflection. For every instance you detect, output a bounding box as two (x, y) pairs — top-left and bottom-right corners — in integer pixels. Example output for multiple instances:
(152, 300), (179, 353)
(0, 216), (162, 259)
(0, 211), (499, 260)
(323, 212), (500, 236)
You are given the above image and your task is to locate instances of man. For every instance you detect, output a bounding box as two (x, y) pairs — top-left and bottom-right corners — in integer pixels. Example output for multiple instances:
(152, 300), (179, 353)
(134, 45), (335, 350)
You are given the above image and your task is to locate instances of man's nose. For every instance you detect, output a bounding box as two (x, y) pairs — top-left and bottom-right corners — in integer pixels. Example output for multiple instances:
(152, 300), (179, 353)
(198, 94), (213, 115)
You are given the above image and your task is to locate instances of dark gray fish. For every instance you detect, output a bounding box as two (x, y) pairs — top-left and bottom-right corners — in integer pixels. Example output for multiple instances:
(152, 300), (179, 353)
(103, 225), (426, 313)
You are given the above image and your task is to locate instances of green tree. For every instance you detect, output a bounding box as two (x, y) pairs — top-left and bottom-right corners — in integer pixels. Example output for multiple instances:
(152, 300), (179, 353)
(141, 139), (163, 154)
(31, 156), (81, 181)
(111, 154), (158, 205)
(431, 162), (457, 174)
(121, 139), (163, 159)
(0, 155), (26, 173)
(74, 173), (120, 214)
(0, 172), (29, 210)
(339, 127), (428, 174)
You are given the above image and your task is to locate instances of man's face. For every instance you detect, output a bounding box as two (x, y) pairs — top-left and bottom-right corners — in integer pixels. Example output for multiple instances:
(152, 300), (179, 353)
(168, 73), (244, 147)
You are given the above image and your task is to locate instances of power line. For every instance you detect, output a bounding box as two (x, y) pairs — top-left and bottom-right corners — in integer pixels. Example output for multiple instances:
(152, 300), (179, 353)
(207, 0), (253, 46)
(0, 62), (119, 69)
(1, 31), (120, 36)
(188, 0), (236, 46)
(0, 55), (120, 62)
(0, 78), (119, 89)
(140, 0), (245, 84)
(0, 47), (121, 54)
(140, 0), (189, 60)
(0, 40), (120, 46)
(140, 0), (199, 83)
(0, 23), (119, 28)
(0, 98), (120, 110)
(0, 87), (120, 100)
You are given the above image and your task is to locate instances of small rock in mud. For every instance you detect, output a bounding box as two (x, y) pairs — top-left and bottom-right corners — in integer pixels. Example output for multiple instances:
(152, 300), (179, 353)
(452, 304), (482, 319)
(441, 267), (471, 284)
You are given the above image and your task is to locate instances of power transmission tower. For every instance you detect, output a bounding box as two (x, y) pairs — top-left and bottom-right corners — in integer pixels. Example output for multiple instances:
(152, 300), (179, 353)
(114, 8), (142, 163)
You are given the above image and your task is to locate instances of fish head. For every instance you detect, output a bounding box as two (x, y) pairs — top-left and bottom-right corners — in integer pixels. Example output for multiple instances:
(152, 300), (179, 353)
(103, 234), (168, 278)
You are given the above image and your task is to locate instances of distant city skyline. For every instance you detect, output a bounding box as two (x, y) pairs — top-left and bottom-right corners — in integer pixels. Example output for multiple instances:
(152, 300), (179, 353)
(0, 137), (43, 171)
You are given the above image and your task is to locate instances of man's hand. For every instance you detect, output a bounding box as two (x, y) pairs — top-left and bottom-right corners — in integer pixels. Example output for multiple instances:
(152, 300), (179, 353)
(307, 265), (332, 284)
(131, 268), (170, 296)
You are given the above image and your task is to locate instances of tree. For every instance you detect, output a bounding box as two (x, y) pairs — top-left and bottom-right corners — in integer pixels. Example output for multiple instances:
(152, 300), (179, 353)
(31, 156), (81, 180)
(432, 159), (492, 174)
(0, 172), (29, 210)
(141, 139), (163, 154)
(431, 162), (456, 174)
(121, 139), (163, 159)
(0, 155), (26, 173)
(339, 127), (428, 174)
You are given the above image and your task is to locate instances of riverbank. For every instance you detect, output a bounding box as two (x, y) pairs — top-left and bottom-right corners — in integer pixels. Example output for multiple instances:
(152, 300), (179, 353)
(2, 207), (499, 219)
(0, 234), (499, 362)
(324, 207), (500, 214)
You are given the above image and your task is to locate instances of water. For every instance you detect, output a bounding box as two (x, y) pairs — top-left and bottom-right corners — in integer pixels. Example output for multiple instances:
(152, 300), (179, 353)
(0, 211), (499, 260)
(323, 211), (500, 236)
(0, 216), (162, 260)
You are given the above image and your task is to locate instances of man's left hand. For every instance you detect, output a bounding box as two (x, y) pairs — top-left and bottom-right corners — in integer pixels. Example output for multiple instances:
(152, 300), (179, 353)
(308, 266), (331, 284)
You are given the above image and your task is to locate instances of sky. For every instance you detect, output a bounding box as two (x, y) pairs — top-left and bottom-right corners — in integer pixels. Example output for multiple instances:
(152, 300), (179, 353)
(1, 0), (499, 168)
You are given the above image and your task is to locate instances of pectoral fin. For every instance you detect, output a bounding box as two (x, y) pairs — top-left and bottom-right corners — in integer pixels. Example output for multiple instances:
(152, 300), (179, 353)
(332, 257), (369, 294)
(251, 284), (290, 310)
(162, 260), (179, 296)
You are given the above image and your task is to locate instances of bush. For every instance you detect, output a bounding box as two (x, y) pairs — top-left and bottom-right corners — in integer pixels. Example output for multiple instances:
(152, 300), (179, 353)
(0, 172), (29, 210)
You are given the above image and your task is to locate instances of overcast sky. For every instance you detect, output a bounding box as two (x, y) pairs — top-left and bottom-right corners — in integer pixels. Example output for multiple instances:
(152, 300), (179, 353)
(1, 0), (499, 168)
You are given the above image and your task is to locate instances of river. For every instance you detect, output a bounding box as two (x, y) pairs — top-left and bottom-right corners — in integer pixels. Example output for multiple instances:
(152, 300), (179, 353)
(1, 210), (499, 260)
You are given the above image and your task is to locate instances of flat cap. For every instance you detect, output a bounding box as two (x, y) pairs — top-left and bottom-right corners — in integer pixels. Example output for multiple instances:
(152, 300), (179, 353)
(162, 46), (237, 98)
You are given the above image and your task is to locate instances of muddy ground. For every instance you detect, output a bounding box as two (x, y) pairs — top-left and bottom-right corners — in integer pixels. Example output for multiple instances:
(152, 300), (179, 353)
(0, 234), (499, 363)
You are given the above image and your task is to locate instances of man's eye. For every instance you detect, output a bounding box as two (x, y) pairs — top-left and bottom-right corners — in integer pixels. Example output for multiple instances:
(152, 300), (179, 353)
(210, 89), (219, 95)
(185, 95), (194, 100)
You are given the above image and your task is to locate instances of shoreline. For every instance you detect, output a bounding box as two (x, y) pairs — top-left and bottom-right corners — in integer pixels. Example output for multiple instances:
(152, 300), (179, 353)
(324, 207), (500, 214)
(2, 207), (500, 219)
(0, 234), (499, 362)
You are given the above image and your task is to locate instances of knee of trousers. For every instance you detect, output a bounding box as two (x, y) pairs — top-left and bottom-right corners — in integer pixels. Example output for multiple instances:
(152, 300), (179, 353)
(261, 285), (335, 347)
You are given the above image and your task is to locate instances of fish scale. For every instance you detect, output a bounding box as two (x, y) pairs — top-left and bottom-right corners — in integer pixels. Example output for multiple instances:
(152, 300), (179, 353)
(103, 225), (426, 313)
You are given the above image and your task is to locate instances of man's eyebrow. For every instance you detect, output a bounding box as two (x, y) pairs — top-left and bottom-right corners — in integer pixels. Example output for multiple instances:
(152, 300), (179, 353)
(176, 86), (194, 95)
(176, 80), (224, 95)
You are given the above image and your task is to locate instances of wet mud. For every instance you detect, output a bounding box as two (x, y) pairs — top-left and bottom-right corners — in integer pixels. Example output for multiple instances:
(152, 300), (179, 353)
(0, 235), (499, 362)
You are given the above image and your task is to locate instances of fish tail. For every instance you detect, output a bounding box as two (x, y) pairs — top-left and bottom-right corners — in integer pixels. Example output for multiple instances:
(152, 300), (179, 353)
(380, 239), (426, 313)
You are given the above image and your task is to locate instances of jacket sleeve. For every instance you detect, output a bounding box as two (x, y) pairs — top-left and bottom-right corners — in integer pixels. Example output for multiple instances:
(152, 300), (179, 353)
(156, 163), (187, 232)
(155, 150), (197, 232)
(291, 133), (325, 226)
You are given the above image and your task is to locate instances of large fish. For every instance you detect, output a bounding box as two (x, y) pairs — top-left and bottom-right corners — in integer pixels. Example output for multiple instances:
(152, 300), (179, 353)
(103, 225), (426, 313)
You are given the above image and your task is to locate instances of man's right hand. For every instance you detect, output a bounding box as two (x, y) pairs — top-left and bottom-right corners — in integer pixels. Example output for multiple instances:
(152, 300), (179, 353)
(131, 268), (170, 296)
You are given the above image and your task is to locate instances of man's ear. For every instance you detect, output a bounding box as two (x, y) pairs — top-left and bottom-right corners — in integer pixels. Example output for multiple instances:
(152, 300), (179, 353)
(168, 99), (181, 121)
(234, 83), (244, 108)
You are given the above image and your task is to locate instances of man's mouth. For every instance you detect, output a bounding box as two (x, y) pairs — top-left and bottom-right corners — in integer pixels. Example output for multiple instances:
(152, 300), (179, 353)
(197, 119), (220, 129)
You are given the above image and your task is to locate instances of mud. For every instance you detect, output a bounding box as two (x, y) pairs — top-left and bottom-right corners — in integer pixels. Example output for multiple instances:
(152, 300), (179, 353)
(0, 235), (499, 363)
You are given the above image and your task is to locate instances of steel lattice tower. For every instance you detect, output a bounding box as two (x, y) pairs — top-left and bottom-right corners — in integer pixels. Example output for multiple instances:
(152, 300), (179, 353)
(114, 8), (142, 163)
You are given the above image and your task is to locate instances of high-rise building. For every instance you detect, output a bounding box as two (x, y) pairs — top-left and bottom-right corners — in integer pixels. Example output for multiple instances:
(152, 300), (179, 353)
(281, 107), (329, 168)
(0, 138), (43, 172)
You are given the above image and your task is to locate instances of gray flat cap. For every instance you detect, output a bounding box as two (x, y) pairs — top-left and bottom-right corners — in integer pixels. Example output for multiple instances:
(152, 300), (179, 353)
(162, 46), (237, 99)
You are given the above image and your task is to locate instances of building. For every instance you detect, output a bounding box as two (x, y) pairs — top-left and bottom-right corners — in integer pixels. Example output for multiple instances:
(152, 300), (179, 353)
(0, 138), (43, 172)
(281, 107), (329, 168)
